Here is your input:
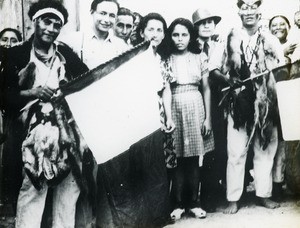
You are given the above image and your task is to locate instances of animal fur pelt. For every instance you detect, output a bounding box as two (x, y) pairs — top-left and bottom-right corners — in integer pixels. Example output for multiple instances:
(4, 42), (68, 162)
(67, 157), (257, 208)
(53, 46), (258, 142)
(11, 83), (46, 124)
(226, 28), (280, 149)
(18, 62), (36, 90)
(21, 101), (87, 191)
(226, 28), (255, 133)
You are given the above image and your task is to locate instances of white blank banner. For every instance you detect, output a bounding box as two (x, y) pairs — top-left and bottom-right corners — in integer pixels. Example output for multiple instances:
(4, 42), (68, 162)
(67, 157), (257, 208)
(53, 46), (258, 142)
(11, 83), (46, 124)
(66, 48), (162, 164)
(276, 78), (300, 141)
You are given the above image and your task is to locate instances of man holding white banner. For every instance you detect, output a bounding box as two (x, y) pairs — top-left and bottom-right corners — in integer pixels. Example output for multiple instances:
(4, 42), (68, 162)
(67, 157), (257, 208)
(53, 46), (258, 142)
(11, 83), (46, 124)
(60, 1), (129, 226)
(1, 1), (93, 227)
(63, 12), (176, 227)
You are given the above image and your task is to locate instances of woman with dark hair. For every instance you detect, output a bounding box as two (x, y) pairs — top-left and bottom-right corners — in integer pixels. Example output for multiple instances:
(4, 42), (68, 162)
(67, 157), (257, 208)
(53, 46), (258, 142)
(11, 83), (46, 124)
(269, 15), (291, 41)
(269, 15), (300, 201)
(269, 15), (295, 62)
(163, 18), (212, 221)
(0, 28), (22, 48)
(136, 12), (175, 135)
(136, 12), (168, 53)
(268, 15), (290, 201)
(0, 27), (23, 214)
(163, 18), (199, 58)
(269, 15), (300, 63)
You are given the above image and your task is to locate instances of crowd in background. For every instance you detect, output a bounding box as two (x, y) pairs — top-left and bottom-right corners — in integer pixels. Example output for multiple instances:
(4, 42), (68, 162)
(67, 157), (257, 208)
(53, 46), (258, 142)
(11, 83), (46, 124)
(0, 0), (300, 227)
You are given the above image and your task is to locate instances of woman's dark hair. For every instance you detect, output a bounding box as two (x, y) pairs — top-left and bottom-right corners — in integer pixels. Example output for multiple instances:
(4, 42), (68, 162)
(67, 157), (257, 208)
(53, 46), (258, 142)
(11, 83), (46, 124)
(28, 0), (69, 24)
(269, 15), (291, 29)
(161, 18), (200, 59)
(0, 28), (22, 42)
(90, 0), (119, 13)
(135, 12), (168, 45)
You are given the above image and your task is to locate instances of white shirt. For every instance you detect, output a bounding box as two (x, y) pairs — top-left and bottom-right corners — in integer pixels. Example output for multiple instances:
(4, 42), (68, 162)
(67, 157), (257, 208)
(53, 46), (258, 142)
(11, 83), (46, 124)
(60, 29), (129, 69)
(30, 43), (66, 90)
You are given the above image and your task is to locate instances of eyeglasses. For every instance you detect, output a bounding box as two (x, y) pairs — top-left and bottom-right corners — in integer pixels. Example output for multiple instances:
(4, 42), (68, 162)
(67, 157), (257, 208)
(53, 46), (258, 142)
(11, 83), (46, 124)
(240, 4), (258, 13)
(41, 17), (63, 31)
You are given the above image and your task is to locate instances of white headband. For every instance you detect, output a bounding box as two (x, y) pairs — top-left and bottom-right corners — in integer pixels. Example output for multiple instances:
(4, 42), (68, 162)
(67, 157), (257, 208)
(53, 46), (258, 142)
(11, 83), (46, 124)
(32, 8), (65, 24)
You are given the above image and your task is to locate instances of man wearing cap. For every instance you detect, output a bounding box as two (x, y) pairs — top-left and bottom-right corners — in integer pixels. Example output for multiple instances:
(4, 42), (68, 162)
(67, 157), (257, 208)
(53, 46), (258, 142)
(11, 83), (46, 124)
(192, 8), (226, 212)
(209, 0), (285, 214)
(2, 0), (94, 227)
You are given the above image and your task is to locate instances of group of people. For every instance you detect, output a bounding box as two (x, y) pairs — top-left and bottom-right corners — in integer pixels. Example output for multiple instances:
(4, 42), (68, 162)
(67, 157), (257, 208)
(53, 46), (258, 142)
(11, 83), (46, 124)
(0, 0), (299, 227)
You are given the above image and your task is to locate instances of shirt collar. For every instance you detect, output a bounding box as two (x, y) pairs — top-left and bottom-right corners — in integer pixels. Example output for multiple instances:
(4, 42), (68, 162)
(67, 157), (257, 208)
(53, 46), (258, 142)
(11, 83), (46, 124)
(33, 41), (66, 65)
(86, 27), (115, 43)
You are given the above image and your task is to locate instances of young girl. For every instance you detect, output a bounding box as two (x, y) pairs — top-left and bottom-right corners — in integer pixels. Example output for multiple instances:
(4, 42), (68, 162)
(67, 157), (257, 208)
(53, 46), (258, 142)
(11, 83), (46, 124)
(163, 18), (213, 220)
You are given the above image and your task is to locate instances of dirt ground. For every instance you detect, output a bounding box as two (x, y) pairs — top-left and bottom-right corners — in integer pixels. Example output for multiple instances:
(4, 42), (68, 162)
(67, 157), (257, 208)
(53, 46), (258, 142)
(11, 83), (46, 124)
(1, 191), (300, 228)
(165, 192), (300, 228)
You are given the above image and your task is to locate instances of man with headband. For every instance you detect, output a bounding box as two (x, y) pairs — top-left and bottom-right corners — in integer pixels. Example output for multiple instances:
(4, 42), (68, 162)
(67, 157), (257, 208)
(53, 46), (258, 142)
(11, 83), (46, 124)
(209, 0), (285, 214)
(1, 1), (94, 227)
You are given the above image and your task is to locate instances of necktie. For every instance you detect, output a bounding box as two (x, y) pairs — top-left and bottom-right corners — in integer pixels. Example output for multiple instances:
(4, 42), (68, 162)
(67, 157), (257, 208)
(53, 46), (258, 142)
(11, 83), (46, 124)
(203, 41), (209, 57)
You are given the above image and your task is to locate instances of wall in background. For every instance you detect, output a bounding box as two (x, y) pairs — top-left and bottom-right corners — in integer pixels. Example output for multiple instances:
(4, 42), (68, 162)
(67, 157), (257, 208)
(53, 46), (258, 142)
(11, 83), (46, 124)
(0, 0), (299, 40)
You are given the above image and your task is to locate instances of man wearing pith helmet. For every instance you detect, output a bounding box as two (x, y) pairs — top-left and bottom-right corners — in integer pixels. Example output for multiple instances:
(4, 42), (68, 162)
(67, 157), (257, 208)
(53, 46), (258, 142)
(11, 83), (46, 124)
(192, 8), (221, 57)
(2, 0), (94, 227)
(192, 8), (226, 213)
(209, 0), (285, 214)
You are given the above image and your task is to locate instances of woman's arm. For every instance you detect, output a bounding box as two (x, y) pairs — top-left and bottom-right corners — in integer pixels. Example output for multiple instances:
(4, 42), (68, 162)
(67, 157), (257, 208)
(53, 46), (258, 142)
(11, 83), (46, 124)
(162, 81), (175, 133)
(201, 71), (212, 138)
